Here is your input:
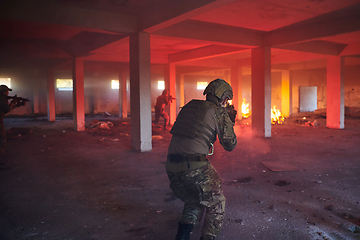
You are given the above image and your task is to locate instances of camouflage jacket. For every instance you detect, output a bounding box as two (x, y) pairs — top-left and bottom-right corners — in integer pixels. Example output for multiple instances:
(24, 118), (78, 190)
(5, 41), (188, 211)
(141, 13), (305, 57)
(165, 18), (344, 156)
(168, 100), (237, 155)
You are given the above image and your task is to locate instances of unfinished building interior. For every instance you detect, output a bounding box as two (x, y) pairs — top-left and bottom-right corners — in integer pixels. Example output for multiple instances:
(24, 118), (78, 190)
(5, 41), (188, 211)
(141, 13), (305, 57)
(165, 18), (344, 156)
(1, 0), (360, 239)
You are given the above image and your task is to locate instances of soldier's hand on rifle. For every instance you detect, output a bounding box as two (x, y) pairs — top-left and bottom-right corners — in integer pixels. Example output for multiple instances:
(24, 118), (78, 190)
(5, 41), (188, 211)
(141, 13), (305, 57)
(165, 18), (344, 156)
(168, 95), (176, 103)
(17, 100), (26, 107)
(226, 104), (237, 123)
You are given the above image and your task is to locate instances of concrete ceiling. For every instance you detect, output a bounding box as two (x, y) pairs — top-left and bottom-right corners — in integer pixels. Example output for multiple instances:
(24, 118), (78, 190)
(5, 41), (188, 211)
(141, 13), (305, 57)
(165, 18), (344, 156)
(1, 0), (360, 72)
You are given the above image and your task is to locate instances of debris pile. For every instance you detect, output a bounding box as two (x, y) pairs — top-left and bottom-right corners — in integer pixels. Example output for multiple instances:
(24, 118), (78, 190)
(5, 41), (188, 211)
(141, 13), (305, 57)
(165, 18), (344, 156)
(90, 120), (114, 129)
(295, 117), (317, 127)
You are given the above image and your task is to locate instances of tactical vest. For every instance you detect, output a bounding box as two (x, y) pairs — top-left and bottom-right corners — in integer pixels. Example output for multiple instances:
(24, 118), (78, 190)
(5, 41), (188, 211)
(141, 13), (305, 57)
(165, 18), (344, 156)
(170, 100), (217, 147)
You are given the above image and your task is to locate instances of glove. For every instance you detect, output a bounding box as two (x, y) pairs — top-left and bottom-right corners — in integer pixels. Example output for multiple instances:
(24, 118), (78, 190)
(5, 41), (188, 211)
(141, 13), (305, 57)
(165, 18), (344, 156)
(226, 105), (237, 123)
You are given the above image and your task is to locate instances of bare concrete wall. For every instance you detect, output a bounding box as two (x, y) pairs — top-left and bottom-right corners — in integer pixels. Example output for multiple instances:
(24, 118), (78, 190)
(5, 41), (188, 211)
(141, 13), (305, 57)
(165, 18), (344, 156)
(345, 65), (360, 107)
(290, 69), (327, 113)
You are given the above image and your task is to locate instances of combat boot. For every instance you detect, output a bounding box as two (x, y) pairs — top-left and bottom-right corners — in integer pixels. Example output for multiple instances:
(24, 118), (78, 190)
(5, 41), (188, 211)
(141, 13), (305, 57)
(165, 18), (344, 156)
(175, 223), (194, 240)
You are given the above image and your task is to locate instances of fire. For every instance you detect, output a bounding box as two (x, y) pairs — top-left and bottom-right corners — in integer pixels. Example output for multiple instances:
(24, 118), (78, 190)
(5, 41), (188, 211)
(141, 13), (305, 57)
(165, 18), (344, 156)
(271, 106), (285, 124)
(241, 98), (250, 118)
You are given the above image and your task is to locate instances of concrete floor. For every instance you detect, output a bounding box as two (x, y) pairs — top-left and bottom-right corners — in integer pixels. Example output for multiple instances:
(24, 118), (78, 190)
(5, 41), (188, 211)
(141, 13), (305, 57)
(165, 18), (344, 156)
(0, 115), (359, 240)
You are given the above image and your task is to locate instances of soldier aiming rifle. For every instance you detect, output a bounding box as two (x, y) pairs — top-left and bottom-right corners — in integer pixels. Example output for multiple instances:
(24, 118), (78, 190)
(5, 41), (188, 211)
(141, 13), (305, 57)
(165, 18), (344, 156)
(0, 85), (29, 156)
(153, 89), (175, 131)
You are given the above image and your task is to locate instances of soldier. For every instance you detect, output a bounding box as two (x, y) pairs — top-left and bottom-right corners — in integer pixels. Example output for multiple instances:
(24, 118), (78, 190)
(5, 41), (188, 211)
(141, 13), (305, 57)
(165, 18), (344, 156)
(0, 85), (27, 156)
(166, 79), (237, 240)
(153, 89), (174, 131)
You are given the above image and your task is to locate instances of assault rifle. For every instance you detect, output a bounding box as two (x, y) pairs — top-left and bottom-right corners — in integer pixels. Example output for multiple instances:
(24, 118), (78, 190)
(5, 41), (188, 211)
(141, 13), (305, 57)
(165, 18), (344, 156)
(167, 95), (176, 103)
(225, 101), (237, 123)
(6, 95), (31, 107)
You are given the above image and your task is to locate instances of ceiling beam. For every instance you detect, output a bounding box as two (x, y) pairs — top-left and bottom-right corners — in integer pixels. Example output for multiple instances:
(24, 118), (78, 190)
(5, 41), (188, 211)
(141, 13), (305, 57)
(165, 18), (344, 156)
(175, 56), (236, 68)
(176, 65), (224, 75)
(275, 40), (348, 56)
(140, 0), (238, 33)
(168, 45), (247, 63)
(0, 0), (137, 34)
(155, 20), (263, 47)
(263, 3), (360, 46)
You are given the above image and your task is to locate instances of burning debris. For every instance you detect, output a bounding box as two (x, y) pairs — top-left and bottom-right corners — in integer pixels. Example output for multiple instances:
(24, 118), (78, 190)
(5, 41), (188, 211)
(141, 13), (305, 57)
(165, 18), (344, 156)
(242, 98), (250, 118)
(271, 106), (285, 125)
(240, 100), (286, 125)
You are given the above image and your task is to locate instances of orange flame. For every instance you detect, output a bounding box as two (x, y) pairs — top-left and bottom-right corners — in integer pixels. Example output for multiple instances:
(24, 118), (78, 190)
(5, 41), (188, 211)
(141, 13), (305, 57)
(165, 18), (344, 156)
(271, 106), (285, 124)
(242, 98), (250, 118)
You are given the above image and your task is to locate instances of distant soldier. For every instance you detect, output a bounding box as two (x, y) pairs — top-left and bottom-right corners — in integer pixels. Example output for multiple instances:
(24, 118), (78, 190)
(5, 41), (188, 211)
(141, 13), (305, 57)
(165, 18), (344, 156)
(0, 85), (27, 156)
(153, 89), (175, 131)
(166, 79), (237, 240)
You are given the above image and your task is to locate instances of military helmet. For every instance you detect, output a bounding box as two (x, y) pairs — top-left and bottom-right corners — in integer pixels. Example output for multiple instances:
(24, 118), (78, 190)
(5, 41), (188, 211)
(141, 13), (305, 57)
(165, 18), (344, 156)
(203, 78), (233, 100)
(0, 84), (12, 92)
(162, 89), (168, 95)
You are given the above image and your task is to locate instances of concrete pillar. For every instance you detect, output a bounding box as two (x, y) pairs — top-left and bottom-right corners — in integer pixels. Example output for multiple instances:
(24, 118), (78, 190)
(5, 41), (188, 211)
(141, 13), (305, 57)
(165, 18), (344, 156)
(281, 70), (290, 118)
(32, 72), (40, 114)
(326, 56), (345, 129)
(165, 63), (176, 125)
(129, 32), (152, 152)
(289, 71), (293, 117)
(179, 74), (185, 108)
(251, 47), (272, 138)
(119, 71), (128, 118)
(231, 66), (242, 120)
(47, 69), (56, 122)
(72, 57), (85, 131)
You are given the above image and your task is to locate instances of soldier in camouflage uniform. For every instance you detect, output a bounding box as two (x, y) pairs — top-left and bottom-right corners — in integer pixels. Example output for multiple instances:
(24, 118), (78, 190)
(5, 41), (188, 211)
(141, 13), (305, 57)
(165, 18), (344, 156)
(0, 85), (26, 156)
(166, 79), (237, 240)
(153, 89), (171, 130)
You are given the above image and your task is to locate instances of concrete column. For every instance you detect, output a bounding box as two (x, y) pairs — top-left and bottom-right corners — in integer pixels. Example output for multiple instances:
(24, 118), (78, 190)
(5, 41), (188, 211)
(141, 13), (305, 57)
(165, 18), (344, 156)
(119, 71), (128, 118)
(326, 56), (345, 129)
(129, 32), (152, 152)
(32, 72), (40, 114)
(251, 47), (272, 137)
(281, 70), (290, 118)
(72, 57), (85, 131)
(47, 69), (56, 122)
(289, 71), (293, 117)
(231, 66), (242, 120)
(165, 63), (176, 125)
(179, 74), (185, 108)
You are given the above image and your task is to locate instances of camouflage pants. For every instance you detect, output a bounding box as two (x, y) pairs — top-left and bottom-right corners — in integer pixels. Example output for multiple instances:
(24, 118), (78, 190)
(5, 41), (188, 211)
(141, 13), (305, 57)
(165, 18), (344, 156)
(167, 162), (226, 239)
(154, 108), (169, 129)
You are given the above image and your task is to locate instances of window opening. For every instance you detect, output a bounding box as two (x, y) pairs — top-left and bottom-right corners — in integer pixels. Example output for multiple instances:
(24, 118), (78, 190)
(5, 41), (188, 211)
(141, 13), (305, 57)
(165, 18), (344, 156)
(56, 79), (73, 91)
